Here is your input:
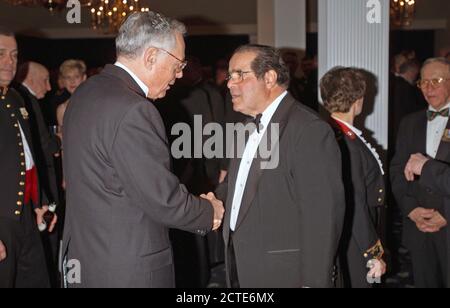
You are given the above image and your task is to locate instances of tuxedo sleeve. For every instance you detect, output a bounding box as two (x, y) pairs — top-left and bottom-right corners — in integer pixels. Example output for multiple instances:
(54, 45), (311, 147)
(293, 119), (345, 288)
(420, 159), (450, 197)
(390, 118), (420, 217)
(110, 101), (214, 235)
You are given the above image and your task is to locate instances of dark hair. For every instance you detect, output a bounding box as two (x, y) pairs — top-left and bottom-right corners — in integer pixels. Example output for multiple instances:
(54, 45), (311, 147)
(399, 59), (420, 74)
(320, 67), (367, 113)
(233, 44), (290, 88)
(0, 26), (15, 37)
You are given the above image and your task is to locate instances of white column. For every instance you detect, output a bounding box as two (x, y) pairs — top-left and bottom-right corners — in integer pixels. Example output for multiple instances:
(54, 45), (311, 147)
(318, 0), (390, 151)
(257, 0), (306, 49)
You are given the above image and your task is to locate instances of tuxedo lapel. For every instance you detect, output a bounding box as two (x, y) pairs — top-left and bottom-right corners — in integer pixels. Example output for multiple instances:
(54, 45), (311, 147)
(233, 94), (295, 230)
(103, 64), (147, 98)
(416, 111), (427, 154)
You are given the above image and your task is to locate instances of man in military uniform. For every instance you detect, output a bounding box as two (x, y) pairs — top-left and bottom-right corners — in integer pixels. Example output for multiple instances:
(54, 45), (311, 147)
(0, 27), (57, 288)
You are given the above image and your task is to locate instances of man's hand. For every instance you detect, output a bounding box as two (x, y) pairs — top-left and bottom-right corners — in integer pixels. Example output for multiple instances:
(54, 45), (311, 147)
(404, 153), (430, 181)
(421, 211), (448, 233)
(0, 240), (6, 262)
(408, 207), (447, 233)
(35, 205), (58, 233)
(367, 259), (386, 279)
(200, 192), (224, 231)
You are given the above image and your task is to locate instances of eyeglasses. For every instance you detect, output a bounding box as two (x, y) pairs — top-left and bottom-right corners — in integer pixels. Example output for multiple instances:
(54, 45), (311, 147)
(417, 78), (450, 89)
(157, 48), (187, 73)
(226, 70), (254, 83)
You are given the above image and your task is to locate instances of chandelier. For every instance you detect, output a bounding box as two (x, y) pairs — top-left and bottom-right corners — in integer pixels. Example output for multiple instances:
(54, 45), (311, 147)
(89, 0), (149, 33)
(4, 0), (149, 33)
(390, 0), (416, 27)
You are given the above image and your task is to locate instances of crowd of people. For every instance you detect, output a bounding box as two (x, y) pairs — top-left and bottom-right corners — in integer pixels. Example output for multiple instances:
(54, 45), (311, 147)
(0, 10), (450, 288)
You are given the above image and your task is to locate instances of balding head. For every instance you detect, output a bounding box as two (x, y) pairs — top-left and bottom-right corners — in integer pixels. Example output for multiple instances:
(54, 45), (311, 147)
(17, 62), (51, 99)
(419, 58), (450, 110)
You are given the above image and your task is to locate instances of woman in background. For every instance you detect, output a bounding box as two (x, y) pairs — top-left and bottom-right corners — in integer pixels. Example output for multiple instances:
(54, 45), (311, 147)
(321, 67), (387, 288)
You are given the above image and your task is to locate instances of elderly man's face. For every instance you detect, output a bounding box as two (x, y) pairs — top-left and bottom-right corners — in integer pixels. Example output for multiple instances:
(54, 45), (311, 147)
(0, 35), (18, 88)
(420, 62), (450, 110)
(147, 32), (185, 100)
(227, 51), (268, 116)
(33, 68), (51, 99)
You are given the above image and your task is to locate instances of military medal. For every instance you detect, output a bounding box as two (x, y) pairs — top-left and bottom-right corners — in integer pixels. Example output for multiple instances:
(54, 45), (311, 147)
(442, 129), (450, 142)
(20, 107), (29, 120)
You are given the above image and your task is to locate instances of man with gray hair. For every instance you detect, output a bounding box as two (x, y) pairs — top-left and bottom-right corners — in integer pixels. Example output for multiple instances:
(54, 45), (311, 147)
(391, 57), (450, 287)
(61, 11), (224, 288)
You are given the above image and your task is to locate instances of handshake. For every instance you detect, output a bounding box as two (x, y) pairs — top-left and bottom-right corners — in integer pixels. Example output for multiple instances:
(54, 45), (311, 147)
(200, 192), (225, 231)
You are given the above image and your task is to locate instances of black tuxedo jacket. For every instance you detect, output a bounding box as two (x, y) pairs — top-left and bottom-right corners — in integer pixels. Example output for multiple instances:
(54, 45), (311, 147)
(216, 93), (346, 288)
(391, 110), (450, 249)
(331, 119), (385, 288)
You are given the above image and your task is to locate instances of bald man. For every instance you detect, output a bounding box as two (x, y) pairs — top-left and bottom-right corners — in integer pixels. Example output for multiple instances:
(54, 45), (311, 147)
(13, 62), (62, 286)
(15, 62), (61, 205)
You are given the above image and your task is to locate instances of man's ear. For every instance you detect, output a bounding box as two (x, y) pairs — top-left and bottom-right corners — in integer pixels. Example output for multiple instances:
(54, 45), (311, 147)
(143, 47), (159, 70)
(264, 70), (278, 89)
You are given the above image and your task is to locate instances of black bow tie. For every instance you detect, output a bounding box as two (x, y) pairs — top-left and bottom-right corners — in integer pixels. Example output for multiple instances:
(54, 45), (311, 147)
(427, 108), (449, 121)
(252, 113), (263, 134)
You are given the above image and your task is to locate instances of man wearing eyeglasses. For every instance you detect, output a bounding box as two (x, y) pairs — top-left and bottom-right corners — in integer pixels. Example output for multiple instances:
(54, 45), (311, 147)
(391, 57), (450, 288)
(215, 45), (345, 288)
(61, 11), (224, 288)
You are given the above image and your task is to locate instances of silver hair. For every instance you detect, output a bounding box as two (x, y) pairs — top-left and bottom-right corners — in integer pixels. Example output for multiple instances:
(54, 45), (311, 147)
(421, 57), (450, 76)
(116, 11), (186, 59)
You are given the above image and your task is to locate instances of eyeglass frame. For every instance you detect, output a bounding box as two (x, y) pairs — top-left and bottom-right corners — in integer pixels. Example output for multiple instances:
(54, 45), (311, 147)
(157, 47), (188, 73)
(226, 70), (255, 83)
(417, 77), (450, 89)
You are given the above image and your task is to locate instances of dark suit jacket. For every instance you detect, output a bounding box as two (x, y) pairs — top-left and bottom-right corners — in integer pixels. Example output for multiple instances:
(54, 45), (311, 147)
(390, 110), (450, 250)
(14, 84), (60, 205)
(331, 119), (385, 288)
(61, 64), (214, 288)
(0, 87), (46, 219)
(421, 160), (450, 197)
(419, 159), (450, 287)
(388, 76), (427, 159)
(216, 93), (345, 288)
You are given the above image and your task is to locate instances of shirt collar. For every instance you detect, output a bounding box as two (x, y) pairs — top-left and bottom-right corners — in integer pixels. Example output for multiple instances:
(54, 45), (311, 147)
(114, 62), (149, 97)
(428, 101), (450, 112)
(22, 83), (37, 97)
(258, 91), (288, 130)
(332, 116), (362, 136)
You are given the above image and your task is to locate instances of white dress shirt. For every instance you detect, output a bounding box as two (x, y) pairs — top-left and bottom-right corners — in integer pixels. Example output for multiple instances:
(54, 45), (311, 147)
(426, 102), (450, 158)
(114, 62), (149, 97)
(22, 83), (37, 97)
(230, 91), (288, 231)
(333, 117), (385, 175)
